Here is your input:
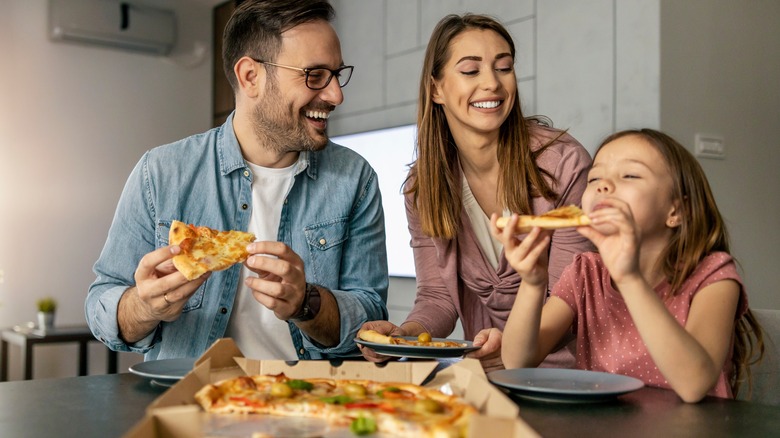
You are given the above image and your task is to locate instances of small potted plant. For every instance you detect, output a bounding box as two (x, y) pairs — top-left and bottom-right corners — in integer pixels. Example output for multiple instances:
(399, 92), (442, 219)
(36, 297), (57, 331)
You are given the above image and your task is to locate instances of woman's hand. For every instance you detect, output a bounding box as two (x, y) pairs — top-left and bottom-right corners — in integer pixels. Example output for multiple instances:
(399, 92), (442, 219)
(467, 328), (504, 372)
(490, 213), (551, 288)
(356, 320), (407, 363)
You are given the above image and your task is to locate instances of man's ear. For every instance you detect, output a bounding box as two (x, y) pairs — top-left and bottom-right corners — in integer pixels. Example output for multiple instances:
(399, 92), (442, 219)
(234, 57), (263, 98)
(666, 199), (683, 229)
(431, 76), (444, 104)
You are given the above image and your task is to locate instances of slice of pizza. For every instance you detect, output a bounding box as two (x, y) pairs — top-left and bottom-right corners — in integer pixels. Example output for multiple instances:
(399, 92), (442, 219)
(495, 204), (591, 234)
(357, 329), (466, 348)
(169, 220), (256, 280)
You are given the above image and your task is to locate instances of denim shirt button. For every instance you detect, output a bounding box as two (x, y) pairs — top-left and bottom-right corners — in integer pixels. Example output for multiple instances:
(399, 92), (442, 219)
(241, 203), (248, 210)
(220, 307), (228, 314)
(284, 198), (288, 205)
(243, 170), (249, 177)
(319, 238), (326, 246)
(299, 348), (305, 355)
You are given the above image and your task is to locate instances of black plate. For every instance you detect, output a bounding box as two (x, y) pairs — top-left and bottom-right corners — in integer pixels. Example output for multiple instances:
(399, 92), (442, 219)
(488, 368), (644, 403)
(129, 357), (195, 381)
(355, 336), (479, 359)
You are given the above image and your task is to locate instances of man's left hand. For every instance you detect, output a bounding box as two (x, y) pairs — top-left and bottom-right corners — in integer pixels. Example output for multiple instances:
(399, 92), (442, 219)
(244, 241), (307, 320)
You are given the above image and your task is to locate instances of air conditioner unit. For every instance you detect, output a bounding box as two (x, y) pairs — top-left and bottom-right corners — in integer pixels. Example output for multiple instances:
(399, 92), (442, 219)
(49, 0), (176, 55)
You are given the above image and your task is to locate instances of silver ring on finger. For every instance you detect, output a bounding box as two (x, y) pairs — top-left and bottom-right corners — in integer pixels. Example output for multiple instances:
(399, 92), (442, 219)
(163, 292), (172, 304)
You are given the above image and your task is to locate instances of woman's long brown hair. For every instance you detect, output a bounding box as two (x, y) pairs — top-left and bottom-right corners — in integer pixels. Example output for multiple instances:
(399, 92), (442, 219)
(597, 129), (764, 396)
(406, 14), (560, 239)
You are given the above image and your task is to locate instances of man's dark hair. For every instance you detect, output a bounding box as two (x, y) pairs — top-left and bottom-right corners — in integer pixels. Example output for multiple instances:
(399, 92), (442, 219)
(222, 0), (335, 91)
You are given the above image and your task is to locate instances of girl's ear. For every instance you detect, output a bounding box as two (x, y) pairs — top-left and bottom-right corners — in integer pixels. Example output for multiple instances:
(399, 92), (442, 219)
(666, 199), (683, 228)
(431, 77), (444, 104)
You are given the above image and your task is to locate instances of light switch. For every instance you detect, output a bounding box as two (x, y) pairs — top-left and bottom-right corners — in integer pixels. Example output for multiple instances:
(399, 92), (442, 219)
(694, 134), (725, 159)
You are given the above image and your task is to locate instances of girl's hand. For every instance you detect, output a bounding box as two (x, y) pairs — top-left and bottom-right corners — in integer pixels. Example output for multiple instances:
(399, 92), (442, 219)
(577, 198), (640, 284)
(490, 213), (551, 288)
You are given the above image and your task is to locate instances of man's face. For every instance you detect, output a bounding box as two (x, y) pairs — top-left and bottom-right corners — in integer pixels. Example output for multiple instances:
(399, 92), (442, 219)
(251, 20), (345, 153)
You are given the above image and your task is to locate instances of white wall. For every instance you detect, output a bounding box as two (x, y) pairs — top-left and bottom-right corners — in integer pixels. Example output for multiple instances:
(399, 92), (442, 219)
(0, 0), (213, 379)
(659, 0), (780, 310)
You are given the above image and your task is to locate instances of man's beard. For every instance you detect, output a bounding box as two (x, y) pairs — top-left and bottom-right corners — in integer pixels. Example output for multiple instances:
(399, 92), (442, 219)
(251, 78), (330, 154)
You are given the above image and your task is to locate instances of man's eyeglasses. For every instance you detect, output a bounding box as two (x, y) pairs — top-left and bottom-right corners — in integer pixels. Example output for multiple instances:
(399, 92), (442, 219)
(252, 59), (354, 90)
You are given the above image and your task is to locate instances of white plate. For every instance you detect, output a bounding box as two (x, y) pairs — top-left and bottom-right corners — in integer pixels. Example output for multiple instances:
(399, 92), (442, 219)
(355, 337), (478, 359)
(488, 368), (644, 403)
(129, 357), (196, 381)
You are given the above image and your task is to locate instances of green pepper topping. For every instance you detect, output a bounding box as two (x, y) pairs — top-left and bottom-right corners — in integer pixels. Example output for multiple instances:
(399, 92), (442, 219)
(350, 416), (378, 436)
(286, 379), (314, 391)
(320, 394), (354, 405)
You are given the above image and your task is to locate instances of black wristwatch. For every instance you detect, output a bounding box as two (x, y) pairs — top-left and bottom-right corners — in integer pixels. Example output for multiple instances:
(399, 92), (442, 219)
(289, 283), (322, 322)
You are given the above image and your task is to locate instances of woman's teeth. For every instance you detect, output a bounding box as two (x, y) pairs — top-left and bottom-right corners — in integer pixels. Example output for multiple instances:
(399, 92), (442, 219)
(471, 101), (500, 109)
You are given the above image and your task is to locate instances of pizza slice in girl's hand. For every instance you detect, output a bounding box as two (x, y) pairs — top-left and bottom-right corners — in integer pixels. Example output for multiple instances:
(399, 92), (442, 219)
(169, 220), (256, 280)
(495, 204), (591, 234)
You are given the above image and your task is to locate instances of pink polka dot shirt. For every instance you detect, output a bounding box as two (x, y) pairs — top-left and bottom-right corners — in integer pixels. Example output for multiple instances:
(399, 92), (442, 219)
(552, 251), (747, 398)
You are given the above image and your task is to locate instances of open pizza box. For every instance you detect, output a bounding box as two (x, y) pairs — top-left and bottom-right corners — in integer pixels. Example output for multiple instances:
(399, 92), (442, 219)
(124, 338), (538, 437)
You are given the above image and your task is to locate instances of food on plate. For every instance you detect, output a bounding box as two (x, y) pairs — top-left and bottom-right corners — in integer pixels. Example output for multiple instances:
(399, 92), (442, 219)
(495, 204), (591, 233)
(169, 220), (256, 280)
(357, 329), (467, 348)
(194, 373), (476, 437)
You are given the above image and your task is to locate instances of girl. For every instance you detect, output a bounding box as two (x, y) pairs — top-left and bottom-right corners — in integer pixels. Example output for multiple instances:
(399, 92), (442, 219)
(358, 14), (593, 371)
(494, 129), (763, 402)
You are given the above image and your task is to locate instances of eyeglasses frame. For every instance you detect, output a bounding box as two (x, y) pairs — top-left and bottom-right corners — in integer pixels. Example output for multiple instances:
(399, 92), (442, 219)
(251, 58), (354, 90)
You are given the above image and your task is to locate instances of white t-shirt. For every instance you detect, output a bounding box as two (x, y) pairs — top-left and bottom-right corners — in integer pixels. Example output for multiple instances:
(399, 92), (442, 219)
(225, 155), (306, 360)
(462, 172), (507, 270)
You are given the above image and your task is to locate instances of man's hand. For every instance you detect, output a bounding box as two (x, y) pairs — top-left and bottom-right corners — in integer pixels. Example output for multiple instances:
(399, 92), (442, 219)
(119, 245), (210, 343)
(244, 241), (307, 320)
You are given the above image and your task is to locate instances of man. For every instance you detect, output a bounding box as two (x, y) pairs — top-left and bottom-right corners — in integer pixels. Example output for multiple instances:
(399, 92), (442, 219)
(86, 0), (388, 361)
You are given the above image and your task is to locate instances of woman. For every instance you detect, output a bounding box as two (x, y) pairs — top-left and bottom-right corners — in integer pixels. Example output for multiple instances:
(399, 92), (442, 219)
(360, 13), (593, 371)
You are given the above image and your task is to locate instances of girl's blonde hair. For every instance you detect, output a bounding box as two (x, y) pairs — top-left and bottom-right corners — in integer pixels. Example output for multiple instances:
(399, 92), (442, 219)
(406, 13), (561, 239)
(597, 129), (764, 396)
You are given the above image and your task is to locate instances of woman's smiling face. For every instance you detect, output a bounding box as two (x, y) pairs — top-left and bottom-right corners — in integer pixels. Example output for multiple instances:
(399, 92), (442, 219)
(431, 28), (516, 138)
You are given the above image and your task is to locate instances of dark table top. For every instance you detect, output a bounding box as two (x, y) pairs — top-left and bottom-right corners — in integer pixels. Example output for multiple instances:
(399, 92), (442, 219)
(0, 373), (164, 437)
(0, 372), (778, 437)
(511, 386), (780, 437)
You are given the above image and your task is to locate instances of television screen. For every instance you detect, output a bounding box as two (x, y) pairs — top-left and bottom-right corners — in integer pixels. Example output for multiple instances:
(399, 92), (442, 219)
(331, 125), (417, 278)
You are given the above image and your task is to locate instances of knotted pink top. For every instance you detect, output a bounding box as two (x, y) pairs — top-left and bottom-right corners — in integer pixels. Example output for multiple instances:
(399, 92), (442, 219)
(404, 124), (593, 360)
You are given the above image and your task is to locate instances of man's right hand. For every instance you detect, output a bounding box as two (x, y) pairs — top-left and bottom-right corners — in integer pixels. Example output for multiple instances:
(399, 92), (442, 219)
(118, 245), (209, 342)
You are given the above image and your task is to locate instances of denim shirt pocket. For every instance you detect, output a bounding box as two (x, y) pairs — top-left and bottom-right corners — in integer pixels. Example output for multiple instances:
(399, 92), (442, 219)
(304, 217), (349, 284)
(155, 220), (205, 313)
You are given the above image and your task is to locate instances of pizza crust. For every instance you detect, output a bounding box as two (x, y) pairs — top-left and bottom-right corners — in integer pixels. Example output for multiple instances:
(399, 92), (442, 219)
(357, 329), (394, 345)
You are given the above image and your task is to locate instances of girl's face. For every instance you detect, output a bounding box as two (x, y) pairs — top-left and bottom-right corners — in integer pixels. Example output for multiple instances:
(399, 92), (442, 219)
(582, 135), (680, 237)
(431, 28), (516, 139)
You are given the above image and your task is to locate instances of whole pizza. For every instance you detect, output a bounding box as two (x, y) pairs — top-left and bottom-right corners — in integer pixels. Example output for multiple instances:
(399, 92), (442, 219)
(194, 373), (476, 437)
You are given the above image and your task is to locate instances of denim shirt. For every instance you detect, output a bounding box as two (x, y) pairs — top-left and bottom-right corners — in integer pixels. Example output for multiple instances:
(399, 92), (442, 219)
(86, 113), (388, 361)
